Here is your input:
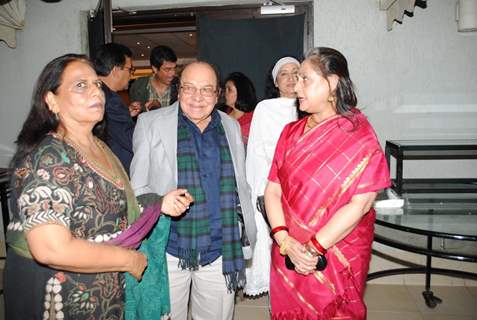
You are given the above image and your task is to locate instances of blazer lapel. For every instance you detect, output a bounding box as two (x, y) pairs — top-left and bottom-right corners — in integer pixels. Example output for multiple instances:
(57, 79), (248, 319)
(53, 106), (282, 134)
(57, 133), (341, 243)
(220, 112), (239, 172)
(156, 103), (179, 182)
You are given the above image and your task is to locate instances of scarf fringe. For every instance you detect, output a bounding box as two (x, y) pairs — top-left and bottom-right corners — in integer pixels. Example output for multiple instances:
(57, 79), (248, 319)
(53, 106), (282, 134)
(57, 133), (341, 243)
(224, 269), (246, 293)
(177, 248), (201, 270)
(177, 247), (246, 293)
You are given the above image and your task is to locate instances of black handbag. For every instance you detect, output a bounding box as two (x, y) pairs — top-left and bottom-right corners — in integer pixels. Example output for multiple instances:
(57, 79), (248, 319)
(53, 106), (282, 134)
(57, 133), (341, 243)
(256, 195), (270, 227)
(236, 204), (250, 247)
(257, 196), (327, 271)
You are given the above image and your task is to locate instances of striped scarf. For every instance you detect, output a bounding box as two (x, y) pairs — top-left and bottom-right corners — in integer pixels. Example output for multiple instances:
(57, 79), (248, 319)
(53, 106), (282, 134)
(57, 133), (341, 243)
(176, 115), (245, 291)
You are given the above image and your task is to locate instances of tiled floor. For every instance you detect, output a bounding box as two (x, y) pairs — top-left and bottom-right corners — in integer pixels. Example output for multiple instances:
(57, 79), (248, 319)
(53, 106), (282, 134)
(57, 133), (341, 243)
(0, 283), (475, 319)
(235, 284), (477, 320)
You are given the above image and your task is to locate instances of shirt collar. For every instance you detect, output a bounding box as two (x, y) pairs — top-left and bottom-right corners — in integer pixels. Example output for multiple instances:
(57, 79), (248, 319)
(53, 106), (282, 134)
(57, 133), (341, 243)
(178, 106), (220, 132)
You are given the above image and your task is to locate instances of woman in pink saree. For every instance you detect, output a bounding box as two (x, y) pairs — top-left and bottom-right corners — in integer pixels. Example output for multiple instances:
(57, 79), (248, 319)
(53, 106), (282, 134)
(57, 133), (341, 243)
(265, 47), (391, 319)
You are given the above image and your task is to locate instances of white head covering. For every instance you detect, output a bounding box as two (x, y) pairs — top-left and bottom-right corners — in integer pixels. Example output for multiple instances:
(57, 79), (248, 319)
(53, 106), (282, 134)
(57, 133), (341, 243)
(271, 57), (300, 83)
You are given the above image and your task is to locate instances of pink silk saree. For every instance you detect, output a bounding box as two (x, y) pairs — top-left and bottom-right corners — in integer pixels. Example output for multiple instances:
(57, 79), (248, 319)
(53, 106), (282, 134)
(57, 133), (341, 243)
(268, 109), (391, 319)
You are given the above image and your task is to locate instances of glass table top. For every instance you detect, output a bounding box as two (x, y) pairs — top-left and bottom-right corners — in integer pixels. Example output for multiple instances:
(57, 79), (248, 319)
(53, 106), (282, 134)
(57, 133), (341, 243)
(374, 196), (477, 257)
(387, 140), (477, 147)
(375, 197), (477, 237)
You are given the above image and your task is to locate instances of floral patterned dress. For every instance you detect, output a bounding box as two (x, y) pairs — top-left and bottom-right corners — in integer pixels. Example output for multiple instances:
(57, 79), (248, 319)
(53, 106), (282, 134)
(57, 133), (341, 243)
(5, 134), (130, 320)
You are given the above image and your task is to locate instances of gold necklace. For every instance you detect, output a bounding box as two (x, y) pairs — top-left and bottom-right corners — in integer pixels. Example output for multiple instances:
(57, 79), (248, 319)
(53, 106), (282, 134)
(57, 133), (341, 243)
(60, 134), (124, 189)
(306, 116), (319, 129)
(93, 140), (124, 188)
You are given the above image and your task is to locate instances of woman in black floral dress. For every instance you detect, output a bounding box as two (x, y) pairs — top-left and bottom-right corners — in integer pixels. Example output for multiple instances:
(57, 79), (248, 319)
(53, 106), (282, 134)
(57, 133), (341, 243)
(4, 54), (193, 320)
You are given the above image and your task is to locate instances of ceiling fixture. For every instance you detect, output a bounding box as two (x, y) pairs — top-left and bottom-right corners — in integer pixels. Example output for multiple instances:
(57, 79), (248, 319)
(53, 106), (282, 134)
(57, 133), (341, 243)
(456, 0), (477, 32)
(260, 1), (295, 15)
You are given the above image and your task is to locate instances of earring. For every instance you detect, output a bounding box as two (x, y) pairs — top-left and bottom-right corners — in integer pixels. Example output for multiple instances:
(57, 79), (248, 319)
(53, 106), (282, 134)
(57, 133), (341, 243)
(53, 112), (59, 121)
(327, 95), (335, 103)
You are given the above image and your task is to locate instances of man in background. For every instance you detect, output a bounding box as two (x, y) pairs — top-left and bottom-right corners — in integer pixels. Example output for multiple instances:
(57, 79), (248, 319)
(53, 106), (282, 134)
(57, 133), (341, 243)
(129, 45), (179, 111)
(94, 43), (140, 175)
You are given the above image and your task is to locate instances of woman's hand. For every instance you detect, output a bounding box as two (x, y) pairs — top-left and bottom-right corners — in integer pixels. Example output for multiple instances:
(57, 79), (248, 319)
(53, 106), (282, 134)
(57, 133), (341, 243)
(284, 236), (318, 275)
(127, 250), (148, 281)
(161, 189), (194, 217)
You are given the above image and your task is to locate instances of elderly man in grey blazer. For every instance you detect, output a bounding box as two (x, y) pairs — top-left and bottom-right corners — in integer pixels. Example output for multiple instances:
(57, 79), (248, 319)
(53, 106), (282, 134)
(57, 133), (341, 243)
(130, 61), (256, 320)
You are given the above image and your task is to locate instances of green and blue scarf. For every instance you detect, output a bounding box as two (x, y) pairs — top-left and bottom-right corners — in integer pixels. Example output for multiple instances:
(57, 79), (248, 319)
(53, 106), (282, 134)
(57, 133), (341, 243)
(176, 114), (245, 291)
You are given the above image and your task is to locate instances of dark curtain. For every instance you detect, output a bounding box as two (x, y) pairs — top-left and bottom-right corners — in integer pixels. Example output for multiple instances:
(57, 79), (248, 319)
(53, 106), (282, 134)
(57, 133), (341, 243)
(198, 14), (304, 100)
(88, 0), (111, 59)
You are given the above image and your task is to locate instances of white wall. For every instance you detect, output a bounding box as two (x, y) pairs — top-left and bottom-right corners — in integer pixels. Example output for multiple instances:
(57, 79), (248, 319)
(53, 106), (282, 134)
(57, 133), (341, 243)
(314, 0), (477, 178)
(1, 0), (476, 178)
(0, 0), (97, 167)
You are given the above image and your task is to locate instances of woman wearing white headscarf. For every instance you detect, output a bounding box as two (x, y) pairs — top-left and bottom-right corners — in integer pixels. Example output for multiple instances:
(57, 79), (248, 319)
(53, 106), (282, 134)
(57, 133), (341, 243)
(244, 56), (300, 296)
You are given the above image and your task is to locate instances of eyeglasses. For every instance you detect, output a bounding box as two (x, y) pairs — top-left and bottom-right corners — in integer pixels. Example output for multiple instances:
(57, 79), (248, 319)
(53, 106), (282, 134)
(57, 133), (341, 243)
(122, 66), (136, 75)
(160, 66), (177, 73)
(180, 84), (217, 98)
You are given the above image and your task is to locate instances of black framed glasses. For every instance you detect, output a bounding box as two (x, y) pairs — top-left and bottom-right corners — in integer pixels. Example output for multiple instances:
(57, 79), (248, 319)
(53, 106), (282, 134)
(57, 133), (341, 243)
(122, 66), (136, 75)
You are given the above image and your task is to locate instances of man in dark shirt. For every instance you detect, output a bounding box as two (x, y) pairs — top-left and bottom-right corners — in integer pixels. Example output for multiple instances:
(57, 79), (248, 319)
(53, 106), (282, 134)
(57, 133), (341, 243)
(93, 43), (140, 175)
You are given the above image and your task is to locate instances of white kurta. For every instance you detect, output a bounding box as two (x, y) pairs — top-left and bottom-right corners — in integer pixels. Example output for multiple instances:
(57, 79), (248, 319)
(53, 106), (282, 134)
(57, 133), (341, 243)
(244, 97), (298, 296)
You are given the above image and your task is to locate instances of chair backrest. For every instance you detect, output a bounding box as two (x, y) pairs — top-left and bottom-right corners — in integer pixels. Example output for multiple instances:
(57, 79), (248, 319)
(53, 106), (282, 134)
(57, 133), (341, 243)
(0, 168), (11, 240)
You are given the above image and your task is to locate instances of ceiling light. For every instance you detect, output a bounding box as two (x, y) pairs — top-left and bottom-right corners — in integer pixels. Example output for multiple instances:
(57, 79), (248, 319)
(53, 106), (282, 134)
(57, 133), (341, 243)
(260, 4), (295, 15)
(137, 41), (141, 45)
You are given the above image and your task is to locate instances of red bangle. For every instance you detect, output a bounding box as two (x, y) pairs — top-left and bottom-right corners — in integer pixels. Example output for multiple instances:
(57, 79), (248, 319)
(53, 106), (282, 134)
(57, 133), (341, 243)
(270, 226), (288, 237)
(310, 236), (327, 255)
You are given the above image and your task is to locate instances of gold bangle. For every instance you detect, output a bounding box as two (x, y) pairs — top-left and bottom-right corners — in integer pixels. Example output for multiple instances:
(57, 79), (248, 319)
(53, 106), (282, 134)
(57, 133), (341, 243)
(279, 235), (290, 256)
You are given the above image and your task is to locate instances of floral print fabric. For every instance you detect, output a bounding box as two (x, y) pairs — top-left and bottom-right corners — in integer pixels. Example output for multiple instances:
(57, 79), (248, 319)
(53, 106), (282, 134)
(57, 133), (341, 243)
(6, 134), (128, 319)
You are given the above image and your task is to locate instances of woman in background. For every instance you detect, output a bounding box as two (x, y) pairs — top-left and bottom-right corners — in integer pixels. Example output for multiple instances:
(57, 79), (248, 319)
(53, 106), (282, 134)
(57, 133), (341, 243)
(265, 47), (390, 319)
(223, 72), (257, 145)
(244, 56), (300, 296)
(4, 54), (192, 319)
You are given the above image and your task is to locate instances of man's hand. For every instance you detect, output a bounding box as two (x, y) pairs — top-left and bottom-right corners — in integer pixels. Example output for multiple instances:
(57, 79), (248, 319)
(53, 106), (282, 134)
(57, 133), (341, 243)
(161, 189), (194, 217)
(129, 101), (141, 117)
(145, 99), (161, 111)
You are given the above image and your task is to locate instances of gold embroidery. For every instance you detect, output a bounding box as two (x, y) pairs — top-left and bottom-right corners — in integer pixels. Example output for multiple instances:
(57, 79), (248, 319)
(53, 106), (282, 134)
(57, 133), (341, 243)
(333, 247), (350, 270)
(309, 148), (373, 227)
(276, 266), (319, 315)
(339, 154), (371, 197)
(290, 213), (313, 232)
(313, 270), (336, 295)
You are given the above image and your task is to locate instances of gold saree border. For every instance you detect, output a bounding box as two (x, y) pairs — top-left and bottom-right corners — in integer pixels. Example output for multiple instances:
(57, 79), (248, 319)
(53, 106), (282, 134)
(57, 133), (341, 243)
(275, 265), (319, 316)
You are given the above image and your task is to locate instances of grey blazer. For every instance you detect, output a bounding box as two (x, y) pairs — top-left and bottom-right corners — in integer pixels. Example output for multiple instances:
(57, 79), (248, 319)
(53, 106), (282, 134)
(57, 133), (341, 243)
(130, 102), (257, 258)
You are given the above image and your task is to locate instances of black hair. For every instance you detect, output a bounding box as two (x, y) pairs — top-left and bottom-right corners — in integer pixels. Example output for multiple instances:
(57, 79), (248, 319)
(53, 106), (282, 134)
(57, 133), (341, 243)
(305, 47), (358, 119)
(11, 54), (104, 167)
(223, 72), (257, 113)
(150, 45), (177, 69)
(264, 65), (279, 99)
(93, 43), (132, 76)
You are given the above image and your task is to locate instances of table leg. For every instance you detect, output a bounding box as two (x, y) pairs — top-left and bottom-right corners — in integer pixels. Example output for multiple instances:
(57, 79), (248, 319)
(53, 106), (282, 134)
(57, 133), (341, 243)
(395, 150), (403, 195)
(422, 235), (442, 308)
